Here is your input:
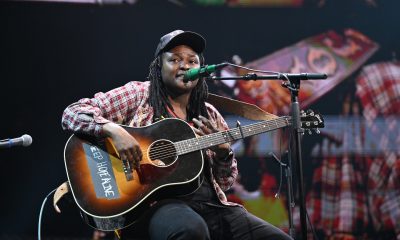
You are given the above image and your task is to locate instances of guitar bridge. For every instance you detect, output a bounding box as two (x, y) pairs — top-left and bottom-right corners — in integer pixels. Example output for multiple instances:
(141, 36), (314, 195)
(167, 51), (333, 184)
(122, 159), (134, 181)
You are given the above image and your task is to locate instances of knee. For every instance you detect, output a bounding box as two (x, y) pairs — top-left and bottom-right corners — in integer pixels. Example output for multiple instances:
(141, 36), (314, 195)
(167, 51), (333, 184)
(172, 219), (209, 239)
(148, 203), (210, 240)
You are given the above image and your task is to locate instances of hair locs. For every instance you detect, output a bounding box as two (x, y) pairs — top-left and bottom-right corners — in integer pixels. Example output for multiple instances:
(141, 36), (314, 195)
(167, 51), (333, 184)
(148, 54), (209, 122)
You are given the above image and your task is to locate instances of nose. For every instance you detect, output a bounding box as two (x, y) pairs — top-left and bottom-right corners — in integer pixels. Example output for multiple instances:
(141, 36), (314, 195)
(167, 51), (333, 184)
(179, 60), (190, 70)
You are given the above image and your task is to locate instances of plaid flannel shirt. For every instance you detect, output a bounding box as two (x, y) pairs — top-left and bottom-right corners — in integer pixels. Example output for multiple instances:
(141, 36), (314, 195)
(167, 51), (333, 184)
(302, 62), (400, 239)
(356, 62), (400, 238)
(304, 133), (370, 239)
(62, 81), (238, 206)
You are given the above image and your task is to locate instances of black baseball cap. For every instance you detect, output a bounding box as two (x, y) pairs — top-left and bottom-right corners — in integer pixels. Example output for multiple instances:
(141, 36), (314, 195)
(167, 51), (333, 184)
(154, 30), (206, 57)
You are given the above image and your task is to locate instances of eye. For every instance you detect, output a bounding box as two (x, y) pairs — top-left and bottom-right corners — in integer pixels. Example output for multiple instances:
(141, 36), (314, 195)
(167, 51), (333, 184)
(169, 58), (180, 63)
(189, 59), (199, 65)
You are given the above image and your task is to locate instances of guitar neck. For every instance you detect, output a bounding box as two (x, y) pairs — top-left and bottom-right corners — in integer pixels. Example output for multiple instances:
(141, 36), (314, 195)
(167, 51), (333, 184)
(175, 116), (290, 155)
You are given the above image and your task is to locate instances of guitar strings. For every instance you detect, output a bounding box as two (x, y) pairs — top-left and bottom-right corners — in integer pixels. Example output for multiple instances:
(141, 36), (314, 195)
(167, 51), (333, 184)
(147, 114), (321, 160)
(147, 118), (290, 160)
(147, 118), (290, 159)
(147, 118), (288, 155)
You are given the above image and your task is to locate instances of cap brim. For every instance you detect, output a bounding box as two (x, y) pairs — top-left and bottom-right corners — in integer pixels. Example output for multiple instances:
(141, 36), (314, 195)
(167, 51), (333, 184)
(162, 31), (206, 55)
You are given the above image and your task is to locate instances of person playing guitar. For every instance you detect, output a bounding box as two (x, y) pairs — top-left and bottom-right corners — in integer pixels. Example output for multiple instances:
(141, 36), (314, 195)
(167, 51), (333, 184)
(62, 29), (292, 240)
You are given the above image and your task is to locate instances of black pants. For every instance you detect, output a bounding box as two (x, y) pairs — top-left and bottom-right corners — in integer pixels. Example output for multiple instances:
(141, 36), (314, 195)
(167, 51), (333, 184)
(138, 201), (293, 240)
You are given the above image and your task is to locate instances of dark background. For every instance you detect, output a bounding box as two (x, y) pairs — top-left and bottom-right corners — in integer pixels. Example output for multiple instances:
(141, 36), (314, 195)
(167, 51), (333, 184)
(0, 1), (398, 238)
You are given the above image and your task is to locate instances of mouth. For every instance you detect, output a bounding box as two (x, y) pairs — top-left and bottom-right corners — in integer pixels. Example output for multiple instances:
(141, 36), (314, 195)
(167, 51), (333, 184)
(175, 73), (186, 80)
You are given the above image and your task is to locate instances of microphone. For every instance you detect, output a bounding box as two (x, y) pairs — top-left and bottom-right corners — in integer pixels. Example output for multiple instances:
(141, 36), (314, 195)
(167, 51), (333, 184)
(184, 62), (228, 82)
(0, 134), (33, 149)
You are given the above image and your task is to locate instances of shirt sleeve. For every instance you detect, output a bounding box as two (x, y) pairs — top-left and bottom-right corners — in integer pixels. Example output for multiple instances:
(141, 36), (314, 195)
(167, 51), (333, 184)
(206, 103), (238, 192)
(61, 81), (147, 137)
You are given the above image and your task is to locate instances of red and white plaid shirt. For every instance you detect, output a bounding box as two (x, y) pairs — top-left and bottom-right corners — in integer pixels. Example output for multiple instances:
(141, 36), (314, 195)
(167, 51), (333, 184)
(304, 62), (400, 239)
(62, 80), (238, 206)
(356, 62), (400, 238)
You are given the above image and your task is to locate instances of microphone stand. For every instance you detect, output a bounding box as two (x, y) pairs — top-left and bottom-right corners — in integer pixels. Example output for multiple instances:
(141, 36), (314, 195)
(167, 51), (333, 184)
(211, 72), (327, 239)
(285, 77), (307, 240)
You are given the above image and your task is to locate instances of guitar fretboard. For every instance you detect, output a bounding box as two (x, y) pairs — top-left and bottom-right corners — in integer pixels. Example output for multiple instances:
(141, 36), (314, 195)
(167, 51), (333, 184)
(175, 116), (290, 155)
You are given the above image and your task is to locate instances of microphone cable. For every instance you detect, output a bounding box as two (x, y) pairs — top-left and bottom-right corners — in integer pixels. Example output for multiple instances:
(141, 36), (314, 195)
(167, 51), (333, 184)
(223, 62), (281, 75)
(38, 187), (57, 240)
(270, 128), (286, 199)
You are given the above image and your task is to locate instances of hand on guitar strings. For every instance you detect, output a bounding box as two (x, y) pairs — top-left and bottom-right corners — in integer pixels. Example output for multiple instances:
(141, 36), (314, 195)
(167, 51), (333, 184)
(102, 122), (143, 169)
(192, 115), (231, 159)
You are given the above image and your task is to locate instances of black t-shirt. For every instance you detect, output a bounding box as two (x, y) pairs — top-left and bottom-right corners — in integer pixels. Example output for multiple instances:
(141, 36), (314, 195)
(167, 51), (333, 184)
(180, 155), (224, 206)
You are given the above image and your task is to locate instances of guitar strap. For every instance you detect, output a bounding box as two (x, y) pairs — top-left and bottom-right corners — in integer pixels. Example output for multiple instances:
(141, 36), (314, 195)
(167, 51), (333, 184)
(207, 93), (278, 121)
(53, 181), (70, 213)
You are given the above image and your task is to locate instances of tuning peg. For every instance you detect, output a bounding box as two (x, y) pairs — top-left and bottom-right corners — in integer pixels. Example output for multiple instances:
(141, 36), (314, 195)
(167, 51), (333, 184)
(301, 110), (306, 117)
(307, 129), (313, 135)
(306, 109), (314, 116)
(314, 128), (321, 134)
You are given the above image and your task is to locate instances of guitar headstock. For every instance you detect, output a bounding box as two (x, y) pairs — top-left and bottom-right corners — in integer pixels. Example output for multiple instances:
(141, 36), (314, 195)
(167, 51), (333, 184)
(300, 109), (325, 134)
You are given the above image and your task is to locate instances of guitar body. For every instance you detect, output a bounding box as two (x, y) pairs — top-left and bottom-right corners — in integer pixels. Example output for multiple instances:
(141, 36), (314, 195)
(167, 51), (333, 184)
(64, 118), (204, 231)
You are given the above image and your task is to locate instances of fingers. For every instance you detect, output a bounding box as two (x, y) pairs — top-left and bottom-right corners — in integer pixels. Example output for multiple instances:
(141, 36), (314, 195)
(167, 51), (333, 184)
(125, 150), (134, 162)
(109, 126), (143, 169)
(192, 127), (203, 136)
(192, 115), (216, 135)
(199, 115), (214, 129)
(192, 118), (208, 135)
(192, 115), (230, 155)
(132, 146), (142, 169)
(119, 146), (142, 170)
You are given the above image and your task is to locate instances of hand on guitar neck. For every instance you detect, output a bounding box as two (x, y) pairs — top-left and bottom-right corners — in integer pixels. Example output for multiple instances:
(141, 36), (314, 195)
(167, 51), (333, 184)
(102, 122), (143, 170)
(192, 115), (231, 159)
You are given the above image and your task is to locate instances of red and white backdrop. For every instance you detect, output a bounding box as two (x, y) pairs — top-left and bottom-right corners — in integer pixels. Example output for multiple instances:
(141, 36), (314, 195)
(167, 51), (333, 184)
(209, 29), (400, 239)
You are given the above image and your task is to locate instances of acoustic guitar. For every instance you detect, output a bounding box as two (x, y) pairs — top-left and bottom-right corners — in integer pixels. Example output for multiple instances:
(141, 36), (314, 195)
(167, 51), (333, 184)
(64, 111), (324, 231)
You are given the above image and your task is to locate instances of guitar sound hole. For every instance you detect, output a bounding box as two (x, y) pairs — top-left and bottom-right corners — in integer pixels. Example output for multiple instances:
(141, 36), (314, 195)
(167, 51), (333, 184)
(148, 139), (177, 166)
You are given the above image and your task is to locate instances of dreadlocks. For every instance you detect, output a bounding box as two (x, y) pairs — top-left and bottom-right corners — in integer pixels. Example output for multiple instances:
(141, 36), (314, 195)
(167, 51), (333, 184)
(148, 55), (209, 122)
